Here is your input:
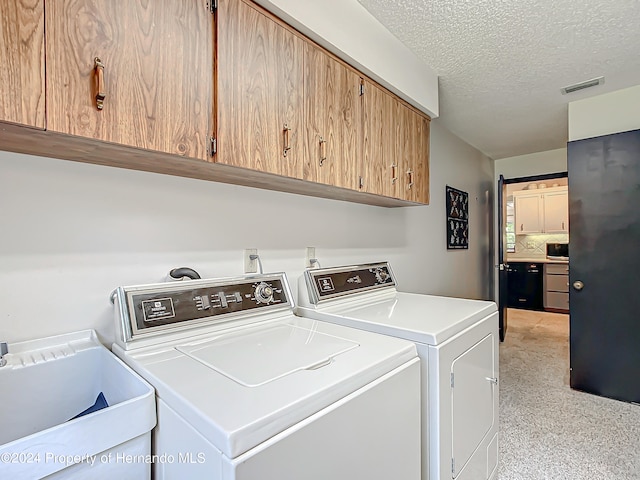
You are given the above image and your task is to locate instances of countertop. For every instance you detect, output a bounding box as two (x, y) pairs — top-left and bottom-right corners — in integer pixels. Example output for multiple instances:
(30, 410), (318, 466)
(507, 257), (569, 264)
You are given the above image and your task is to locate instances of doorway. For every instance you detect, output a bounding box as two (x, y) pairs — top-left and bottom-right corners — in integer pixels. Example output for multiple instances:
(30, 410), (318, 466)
(497, 172), (568, 342)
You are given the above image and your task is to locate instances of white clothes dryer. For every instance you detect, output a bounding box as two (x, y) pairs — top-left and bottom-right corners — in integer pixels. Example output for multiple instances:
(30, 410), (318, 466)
(297, 262), (499, 480)
(112, 272), (421, 480)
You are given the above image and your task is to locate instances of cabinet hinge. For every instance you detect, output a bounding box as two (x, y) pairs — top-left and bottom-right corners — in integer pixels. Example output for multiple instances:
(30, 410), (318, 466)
(358, 176), (364, 189)
(208, 0), (217, 13)
(450, 372), (455, 388)
(359, 81), (365, 96)
(210, 137), (217, 156)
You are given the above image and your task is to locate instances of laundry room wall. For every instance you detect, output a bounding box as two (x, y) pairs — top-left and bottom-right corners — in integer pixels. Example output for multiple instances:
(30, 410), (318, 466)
(569, 84), (640, 140)
(0, 119), (493, 346)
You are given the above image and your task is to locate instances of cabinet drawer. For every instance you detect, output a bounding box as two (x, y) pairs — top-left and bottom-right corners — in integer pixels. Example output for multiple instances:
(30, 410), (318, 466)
(545, 292), (569, 310)
(546, 274), (569, 292)
(546, 263), (569, 274)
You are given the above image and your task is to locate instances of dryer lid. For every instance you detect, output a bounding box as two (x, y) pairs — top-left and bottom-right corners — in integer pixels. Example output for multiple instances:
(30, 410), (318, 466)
(300, 292), (497, 345)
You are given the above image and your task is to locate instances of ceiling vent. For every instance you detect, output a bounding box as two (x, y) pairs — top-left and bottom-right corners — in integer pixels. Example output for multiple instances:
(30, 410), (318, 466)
(561, 76), (605, 95)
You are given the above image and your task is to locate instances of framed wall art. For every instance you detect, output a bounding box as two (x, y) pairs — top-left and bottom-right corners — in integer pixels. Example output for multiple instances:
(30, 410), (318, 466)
(446, 185), (469, 249)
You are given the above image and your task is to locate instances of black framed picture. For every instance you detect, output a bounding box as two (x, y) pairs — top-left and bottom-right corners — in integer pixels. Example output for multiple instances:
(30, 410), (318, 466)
(446, 185), (469, 249)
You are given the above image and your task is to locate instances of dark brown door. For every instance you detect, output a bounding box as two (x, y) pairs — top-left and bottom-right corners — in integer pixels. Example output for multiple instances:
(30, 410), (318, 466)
(568, 128), (640, 403)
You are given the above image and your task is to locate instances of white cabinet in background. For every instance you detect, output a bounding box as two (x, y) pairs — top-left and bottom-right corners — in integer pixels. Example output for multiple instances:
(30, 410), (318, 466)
(514, 193), (542, 234)
(513, 186), (568, 234)
(543, 190), (569, 233)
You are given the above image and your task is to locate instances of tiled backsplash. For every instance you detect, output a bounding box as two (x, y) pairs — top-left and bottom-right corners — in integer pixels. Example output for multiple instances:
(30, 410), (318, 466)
(510, 233), (569, 258)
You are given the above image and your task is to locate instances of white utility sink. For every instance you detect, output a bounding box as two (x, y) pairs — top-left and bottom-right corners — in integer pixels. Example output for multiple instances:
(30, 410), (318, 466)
(0, 330), (155, 480)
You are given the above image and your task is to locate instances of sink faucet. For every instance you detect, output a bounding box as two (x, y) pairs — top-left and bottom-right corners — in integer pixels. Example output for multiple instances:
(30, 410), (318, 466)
(0, 342), (7, 367)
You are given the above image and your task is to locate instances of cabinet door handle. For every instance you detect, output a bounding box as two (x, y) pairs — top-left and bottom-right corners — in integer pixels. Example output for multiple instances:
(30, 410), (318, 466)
(283, 124), (291, 157)
(391, 163), (397, 184)
(94, 57), (106, 110)
(407, 169), (414, 189)
(520, 223), (524, 231)
(562, 221), (565, 230)
(319, 137), (327, 166)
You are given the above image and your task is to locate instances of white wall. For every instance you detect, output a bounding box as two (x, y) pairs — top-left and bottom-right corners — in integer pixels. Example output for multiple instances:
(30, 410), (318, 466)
(493, 148), (567, 180)
(252, 0), (439, 118)
(0, 124), (493, 346)
(569, 84), (640, 141)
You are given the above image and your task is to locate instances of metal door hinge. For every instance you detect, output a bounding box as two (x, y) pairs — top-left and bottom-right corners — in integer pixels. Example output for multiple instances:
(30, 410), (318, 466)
(208, 0), (217, 13)
(210, 137), (217, 156)
(358, 176), (364, 189)
(359, 81), (365, 96)
(450, 372), (455, 388)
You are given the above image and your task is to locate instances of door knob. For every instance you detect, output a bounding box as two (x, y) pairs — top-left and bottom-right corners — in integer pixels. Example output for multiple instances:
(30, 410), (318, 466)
(573, 280), (584, 291)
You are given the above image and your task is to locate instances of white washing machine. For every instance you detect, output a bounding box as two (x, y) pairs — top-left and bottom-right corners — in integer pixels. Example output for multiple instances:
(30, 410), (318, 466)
(297, 262), (499, 480)
(111, 272), (421, 480)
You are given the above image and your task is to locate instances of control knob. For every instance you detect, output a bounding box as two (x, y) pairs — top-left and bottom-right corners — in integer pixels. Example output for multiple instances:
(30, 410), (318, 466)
(374, 268), (389, 283)
(254, 282), (274, 304)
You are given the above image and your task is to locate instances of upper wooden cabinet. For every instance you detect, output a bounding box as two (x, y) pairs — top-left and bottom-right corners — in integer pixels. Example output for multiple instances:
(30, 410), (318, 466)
(361, 80), (430, 203)
(396, 102), (430, 204)
(0, 1), (45, 129)
(361, 80), (397, 198)
(0, 0), (430, 207)
(304, 44), (362, 189)
(45, 0), (212, 160)
(216, 0), (429, 203)
(217, 0), (304, 179)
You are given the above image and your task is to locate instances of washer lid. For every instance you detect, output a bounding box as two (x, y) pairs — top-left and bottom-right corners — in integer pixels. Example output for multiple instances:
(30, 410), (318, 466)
(299, 292), (497, 345)
(117, 316), (416, 458)
(176, 323), (359, 387)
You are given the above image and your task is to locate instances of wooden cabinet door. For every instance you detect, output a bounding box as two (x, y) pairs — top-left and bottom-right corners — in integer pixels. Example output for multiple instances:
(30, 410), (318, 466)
(514, 193), (542, 234)
(361, 80), (397, 197)
(304, 45), (362, 189)
(396, 103), (430, 204)
(45, 0), (212, 160)
(362, 80), (430, 203)
(217, 0), (304, 179)
(0, 1), (45, 128)
(543, 190), (569, 233)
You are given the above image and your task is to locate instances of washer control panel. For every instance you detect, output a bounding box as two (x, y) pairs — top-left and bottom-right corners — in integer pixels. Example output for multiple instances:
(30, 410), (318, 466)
(118, 274), (291, 341)
(305, 262), (396, 304)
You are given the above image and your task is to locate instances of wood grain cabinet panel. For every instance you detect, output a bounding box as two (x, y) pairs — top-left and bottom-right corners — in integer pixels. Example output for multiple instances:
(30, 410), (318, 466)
(361, 80), (398, 198)
(0, 0), (430, 207)
(45, 0), (212, 160)
(304, 44), (362, 189)
(397, 104), (430, 204)
(362, 79), (430, 203)
(217, 0), (304, 179)
(0, 0), (45, 128)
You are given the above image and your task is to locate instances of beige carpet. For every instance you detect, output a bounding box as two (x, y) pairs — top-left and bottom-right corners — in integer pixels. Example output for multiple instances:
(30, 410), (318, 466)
(498, 308), (640, 479)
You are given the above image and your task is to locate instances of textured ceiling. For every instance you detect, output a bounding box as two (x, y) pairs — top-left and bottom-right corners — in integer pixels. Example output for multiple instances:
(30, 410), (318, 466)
(357, 0), (640, 160)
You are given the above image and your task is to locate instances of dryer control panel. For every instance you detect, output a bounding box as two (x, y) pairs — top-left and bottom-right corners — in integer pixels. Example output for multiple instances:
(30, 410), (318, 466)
(114, 274), (292, 344)
(304, 262), (396, 304)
